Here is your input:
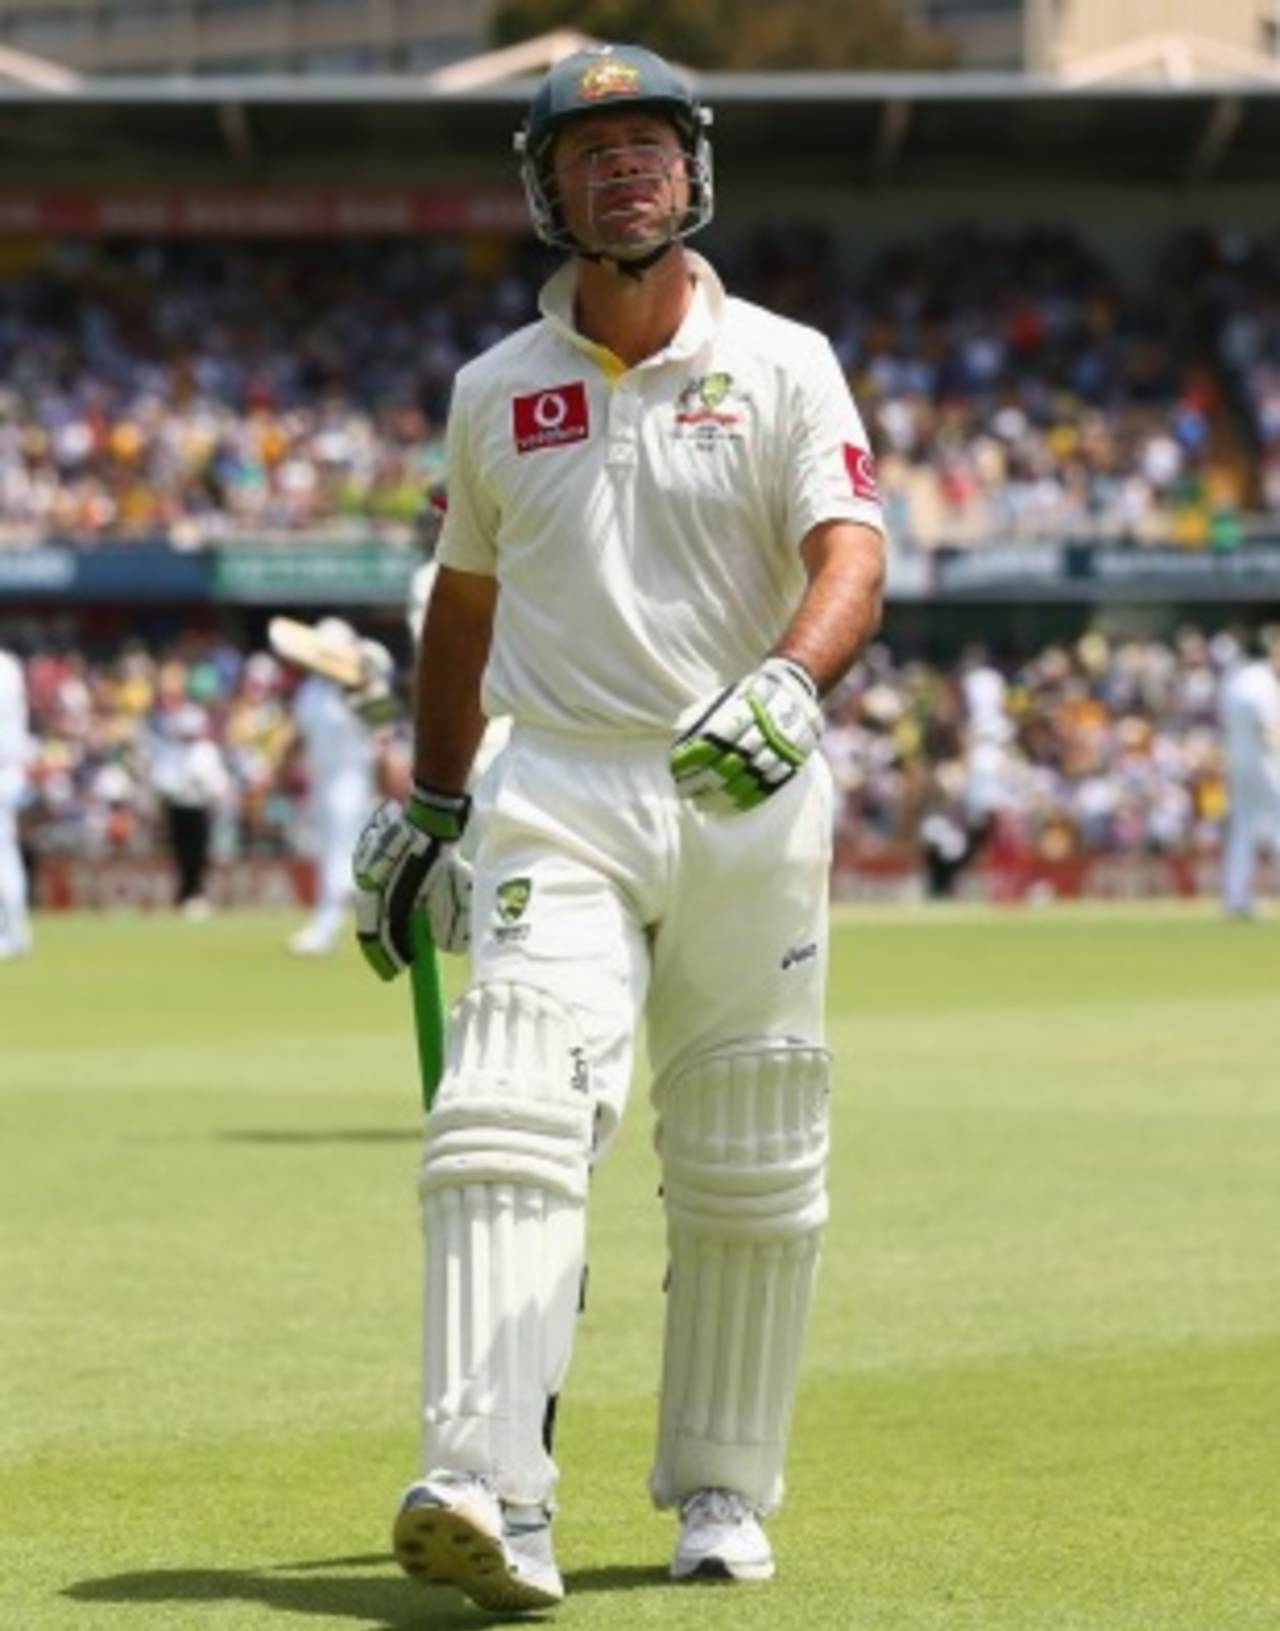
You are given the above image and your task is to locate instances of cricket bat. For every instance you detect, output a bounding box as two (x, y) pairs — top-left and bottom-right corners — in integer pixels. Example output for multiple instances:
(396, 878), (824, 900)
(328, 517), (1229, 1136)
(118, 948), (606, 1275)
(268, 616), (367, 688)
(409, 908), (447, 1110)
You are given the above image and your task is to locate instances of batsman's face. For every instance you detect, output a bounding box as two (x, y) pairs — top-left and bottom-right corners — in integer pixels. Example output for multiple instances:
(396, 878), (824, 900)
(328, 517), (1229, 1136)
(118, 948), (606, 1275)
(551, 111), (689, 260)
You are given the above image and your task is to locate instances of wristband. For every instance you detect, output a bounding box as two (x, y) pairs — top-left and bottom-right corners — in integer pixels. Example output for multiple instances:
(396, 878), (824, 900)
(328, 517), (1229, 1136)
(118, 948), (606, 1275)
(407, 784), (472, 843)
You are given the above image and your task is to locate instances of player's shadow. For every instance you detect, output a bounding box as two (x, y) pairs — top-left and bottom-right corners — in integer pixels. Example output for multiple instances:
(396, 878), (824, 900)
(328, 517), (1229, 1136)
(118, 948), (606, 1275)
(65, 1555), (665, 1626)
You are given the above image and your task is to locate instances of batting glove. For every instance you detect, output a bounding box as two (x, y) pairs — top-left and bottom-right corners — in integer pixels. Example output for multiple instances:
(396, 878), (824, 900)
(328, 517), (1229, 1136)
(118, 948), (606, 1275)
(352, 784), (471, 979)
(670, 657), (823, 816)
(421, 847), (473, 957)
(346, 677), (401, 728)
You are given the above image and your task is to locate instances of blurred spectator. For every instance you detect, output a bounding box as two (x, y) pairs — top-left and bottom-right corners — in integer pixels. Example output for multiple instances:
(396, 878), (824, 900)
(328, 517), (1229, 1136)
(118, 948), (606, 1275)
(144, 701), (232, 920)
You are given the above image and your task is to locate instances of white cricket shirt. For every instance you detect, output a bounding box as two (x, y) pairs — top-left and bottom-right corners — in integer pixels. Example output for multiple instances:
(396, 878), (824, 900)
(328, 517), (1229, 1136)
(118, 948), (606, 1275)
(0, 650), (30, 810)
(293, 676), (377, 780)
(437, 252), (884, 736)
(962, 665), (1012, 745)
(1221, 659), (1280, 772)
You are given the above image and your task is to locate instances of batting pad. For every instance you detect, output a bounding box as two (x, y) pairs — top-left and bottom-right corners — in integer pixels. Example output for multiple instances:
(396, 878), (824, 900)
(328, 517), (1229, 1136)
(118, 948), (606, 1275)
(418, 981), (594, 1507)
(649, 1042), (831, 1514)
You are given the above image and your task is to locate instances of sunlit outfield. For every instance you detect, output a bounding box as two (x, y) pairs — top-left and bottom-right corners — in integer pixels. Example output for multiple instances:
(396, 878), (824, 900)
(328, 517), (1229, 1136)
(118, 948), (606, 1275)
(2, 903), (1278, 1630)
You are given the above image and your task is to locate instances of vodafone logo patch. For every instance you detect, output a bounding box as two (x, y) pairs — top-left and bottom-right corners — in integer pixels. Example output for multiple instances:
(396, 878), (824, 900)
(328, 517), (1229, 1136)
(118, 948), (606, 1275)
(513, 383), (590, 453)
(843, 443), (881, 504)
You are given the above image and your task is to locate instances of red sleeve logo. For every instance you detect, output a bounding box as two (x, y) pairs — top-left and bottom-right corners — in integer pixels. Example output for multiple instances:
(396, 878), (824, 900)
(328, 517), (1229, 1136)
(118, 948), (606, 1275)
(513, 383), (590, 453)
(842, 443), (880, 504)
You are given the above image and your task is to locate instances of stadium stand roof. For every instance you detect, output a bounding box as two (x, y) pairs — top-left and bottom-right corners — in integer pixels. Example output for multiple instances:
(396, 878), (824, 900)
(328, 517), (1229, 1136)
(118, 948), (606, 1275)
(0, 28), (1277, 189)
(0, 42), (81, 93)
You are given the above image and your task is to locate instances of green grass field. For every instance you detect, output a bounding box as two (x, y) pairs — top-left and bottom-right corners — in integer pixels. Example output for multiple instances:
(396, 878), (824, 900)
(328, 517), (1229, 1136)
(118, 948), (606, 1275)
(3, 904), (1278, 1631)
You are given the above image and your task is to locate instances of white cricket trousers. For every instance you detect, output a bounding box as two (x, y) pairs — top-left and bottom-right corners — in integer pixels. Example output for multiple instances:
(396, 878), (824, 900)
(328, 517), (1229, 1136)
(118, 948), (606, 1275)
(417, 726), (835, 1508)
(1222, 760), (1280, 915)
(0, 779), (30, 953)
(468, 724), (833, 1138)
(308, 766), (376, 926)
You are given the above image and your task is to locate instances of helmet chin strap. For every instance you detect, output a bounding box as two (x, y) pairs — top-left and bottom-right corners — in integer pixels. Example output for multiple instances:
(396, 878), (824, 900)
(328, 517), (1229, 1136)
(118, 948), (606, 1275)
(575, 238), (677, 280)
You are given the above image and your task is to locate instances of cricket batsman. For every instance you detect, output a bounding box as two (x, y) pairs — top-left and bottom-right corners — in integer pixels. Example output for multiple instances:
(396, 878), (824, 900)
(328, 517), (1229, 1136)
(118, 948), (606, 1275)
(352, 44), (886, 1610)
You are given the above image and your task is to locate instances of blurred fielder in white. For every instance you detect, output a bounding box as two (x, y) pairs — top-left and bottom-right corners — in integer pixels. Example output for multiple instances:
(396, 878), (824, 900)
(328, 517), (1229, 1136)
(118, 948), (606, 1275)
(352, 44), (885, 1610)
(1219, 627), (1280, 919)
(0, 644), (33, 958)
(960, 643), (1014, 842)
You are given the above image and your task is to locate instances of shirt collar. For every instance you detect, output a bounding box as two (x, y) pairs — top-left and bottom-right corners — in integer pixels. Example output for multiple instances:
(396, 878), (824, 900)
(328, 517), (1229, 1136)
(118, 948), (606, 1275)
(538, 250), (724, 374)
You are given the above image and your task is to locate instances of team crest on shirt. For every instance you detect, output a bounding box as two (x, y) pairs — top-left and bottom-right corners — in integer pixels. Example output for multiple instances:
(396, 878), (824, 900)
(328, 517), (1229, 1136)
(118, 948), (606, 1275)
(492, 877), (533, 943)
(495, 877), (531, 923)
(672, 372), (747, 447)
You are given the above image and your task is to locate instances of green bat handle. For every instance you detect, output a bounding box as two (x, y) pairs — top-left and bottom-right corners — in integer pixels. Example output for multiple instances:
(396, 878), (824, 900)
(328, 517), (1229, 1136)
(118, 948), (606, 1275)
(409, 908), (446, 1110)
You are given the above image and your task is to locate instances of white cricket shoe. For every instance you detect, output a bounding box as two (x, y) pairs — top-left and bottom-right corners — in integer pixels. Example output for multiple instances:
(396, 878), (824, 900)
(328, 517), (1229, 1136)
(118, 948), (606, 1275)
(287, 922), (337, 956)
(0, 928), (32, 959)
(671, 1488), (775, 1583)
(392, 1471), (564, 1612)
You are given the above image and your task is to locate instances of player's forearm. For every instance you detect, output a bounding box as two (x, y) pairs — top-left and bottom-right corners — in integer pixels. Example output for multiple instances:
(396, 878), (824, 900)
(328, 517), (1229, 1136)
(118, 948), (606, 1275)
(412, 566), (497, 793)
(774, 521), (885, 697)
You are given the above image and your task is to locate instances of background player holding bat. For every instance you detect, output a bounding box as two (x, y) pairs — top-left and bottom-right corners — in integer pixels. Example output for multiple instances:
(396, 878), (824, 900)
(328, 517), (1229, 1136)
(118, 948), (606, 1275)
(270, 602), (473, 972)
(268, 616), (405, 957)
(352, 43), (885, 1612)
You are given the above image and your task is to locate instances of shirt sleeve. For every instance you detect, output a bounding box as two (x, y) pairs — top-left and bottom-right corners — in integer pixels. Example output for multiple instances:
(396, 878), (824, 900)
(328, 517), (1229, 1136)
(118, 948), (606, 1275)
(782, 335), (885, 549)
(435, 371), (499, 577)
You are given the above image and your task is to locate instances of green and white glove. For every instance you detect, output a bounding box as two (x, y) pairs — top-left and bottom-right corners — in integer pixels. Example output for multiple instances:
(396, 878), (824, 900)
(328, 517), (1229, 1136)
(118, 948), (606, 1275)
(670, 657), (823, 816)
(346, 678), (401, 728)
(352, 784), (471, 979)
(346, 639), (402, 727)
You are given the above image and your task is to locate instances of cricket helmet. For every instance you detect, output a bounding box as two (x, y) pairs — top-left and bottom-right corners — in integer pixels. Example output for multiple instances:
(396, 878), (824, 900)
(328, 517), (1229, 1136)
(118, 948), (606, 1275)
(310, 617), (364, 682)
(1254, 622), (1280, 663)
(515, 43), (714, 255)
(314, 616), (359, 649)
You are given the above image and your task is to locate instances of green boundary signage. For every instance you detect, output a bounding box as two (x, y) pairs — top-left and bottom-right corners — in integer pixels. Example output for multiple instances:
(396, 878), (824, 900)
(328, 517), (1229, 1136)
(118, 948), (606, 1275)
(212, 545), (419, 605)
(0, 539), (1275, 608)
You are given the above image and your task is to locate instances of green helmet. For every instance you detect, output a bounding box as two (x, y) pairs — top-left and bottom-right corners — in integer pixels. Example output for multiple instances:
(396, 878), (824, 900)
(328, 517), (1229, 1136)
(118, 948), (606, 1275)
(514, 43), (714, 255)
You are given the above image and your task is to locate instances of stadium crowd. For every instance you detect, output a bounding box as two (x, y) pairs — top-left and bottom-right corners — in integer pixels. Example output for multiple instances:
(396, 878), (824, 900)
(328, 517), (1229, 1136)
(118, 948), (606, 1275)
(818, 228), (1256, 551)
(0, 237), (541, 548)
(11, 624), (1246, 891)
(0, 226), (1274, 552)
(822, 626), (1232, 871)
(1207, 230), (1280, 518)
(19, 632), (303, 865)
